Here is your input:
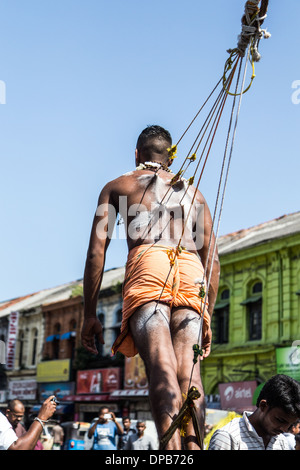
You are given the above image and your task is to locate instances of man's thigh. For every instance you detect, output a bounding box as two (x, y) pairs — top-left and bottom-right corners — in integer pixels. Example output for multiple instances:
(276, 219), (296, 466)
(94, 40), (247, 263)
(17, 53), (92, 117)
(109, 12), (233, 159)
(128, 301), (176, 371)
(170, 307), (203, 377)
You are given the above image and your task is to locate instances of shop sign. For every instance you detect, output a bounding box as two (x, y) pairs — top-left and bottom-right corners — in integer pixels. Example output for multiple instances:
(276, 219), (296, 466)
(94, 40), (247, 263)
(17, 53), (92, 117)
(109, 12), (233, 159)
(9, 380), (37, 400)
(36, 359), (71, 383)
(77, 368), (121, 394)
(276, 347), (300, 381)
(219, 381), (257, 411)
(6, 311), (19, 370)
(39, 382), (75, 401)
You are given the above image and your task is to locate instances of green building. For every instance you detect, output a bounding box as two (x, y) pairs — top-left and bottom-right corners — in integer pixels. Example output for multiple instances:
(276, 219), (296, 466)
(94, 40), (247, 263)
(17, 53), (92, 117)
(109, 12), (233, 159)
(202, 211), (300, 399)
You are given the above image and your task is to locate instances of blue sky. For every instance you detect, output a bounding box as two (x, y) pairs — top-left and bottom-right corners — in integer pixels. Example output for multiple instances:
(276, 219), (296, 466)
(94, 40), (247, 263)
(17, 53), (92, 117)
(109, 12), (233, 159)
(0, 0), (299, 301)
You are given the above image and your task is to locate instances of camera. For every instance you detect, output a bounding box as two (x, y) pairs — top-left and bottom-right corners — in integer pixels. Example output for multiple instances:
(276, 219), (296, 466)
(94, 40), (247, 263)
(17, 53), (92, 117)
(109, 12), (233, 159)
(104, 413), (111, 420)
(51, 396), (60, 405)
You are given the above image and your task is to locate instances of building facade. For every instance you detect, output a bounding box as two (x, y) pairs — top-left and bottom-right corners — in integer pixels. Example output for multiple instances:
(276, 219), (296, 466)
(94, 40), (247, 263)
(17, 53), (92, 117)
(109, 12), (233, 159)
(202, 212), (300, 409)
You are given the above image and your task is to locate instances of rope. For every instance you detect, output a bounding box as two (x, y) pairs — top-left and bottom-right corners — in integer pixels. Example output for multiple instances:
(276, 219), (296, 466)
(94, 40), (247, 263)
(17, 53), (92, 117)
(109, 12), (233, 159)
(187, 51), (250, 392)
(236, 0), (271, 61)
(127, 0), (270, 450)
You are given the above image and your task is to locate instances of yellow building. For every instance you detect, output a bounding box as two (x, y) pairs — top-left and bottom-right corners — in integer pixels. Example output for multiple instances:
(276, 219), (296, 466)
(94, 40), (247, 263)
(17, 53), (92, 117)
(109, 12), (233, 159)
(201, 212), (300, 401)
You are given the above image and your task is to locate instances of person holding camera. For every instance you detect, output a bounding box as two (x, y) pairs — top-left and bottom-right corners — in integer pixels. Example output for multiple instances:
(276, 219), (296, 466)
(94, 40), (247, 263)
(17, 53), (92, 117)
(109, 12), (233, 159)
(88, 406), (123, 450)
(0, 396), (57, 450)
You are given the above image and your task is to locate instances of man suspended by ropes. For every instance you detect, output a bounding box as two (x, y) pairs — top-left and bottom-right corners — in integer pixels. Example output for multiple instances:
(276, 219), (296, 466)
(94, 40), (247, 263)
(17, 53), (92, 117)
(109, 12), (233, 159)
(81, 125), (220, 450)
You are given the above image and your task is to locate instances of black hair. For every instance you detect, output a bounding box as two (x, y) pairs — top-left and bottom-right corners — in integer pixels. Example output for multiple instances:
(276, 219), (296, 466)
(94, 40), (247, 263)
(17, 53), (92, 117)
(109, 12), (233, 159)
(98, 405), (109, 414)
(136, 125), (172, 162)
(256, 374), (300, 417)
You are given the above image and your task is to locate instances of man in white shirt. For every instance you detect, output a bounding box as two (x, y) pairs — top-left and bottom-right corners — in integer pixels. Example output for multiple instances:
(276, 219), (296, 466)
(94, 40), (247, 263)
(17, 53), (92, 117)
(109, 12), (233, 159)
(0, 396), (57, 450)
(209, 375), (300, 450)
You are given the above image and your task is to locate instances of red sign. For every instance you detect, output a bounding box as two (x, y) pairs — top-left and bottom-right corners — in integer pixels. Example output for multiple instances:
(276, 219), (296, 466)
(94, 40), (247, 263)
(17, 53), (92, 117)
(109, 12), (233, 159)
(77, 368), (121, 394)
(219, 381), (257, 412)
(6, 312), (19, 370)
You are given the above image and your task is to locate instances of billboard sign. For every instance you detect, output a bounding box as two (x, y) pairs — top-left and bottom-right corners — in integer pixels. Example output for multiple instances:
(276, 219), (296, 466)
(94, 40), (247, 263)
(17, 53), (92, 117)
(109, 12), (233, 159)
(36, 359), (71, 383)
(6, 312), (19, 370)
(77, 368), (121, 394)
(8, 380), (37, 400)
(276, 347), (300, 381)
(219, 381), (257, 412)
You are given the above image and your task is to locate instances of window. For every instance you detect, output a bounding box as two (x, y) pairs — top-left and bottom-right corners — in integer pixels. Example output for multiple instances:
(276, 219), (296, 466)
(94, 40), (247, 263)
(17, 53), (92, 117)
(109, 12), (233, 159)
(52, 323), (61, 359)
(241, 282), (262, 341)
(113, 308), (122, 343)
(96, 313), (105, 356)
(213, 289), (230, 344)
(67, 320), (77, 360)
(31, 328), (38, 365)
(18, 331), (25, 367)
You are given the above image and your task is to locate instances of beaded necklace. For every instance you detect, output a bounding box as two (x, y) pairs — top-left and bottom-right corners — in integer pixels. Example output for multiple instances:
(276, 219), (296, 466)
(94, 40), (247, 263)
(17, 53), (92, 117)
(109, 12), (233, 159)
(136, 161), (173, 173)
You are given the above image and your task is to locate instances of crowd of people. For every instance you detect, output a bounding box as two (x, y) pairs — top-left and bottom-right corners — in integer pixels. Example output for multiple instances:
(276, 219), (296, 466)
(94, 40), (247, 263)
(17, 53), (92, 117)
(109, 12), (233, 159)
(1, 375), (300, 450)
(88, 406), (157, 450)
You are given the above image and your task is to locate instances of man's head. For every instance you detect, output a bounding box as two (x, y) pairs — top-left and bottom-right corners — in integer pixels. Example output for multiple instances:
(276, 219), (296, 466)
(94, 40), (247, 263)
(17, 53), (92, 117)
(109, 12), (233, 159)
(136, 125), (172, 166)
(122, 417), (131, 431)
(288, 419), (300, 435)
(98, 406), (111, 423)
(136, 420), (146, 437)
(6, 399), (25, 429)
(255, 374), (300, 436)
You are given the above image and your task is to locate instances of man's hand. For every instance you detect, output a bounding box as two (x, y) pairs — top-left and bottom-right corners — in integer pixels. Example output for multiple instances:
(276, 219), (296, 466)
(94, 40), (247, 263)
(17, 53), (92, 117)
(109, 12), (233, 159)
(201, 327), (212, 360)
(81, 317), (105, 355)
(38, 395), (58, 421)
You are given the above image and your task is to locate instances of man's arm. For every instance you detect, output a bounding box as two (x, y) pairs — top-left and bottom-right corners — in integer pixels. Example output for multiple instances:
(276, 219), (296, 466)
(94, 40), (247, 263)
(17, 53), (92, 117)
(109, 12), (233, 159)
(88, 419), (99, 439)
(81, 183), (117, 355)
(111, 413), (123, 435)
(8, 396), (57, 450)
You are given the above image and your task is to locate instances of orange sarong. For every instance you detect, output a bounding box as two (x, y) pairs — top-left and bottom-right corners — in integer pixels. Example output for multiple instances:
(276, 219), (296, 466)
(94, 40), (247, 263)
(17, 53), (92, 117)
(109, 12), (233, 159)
(112, 244), (210, 357)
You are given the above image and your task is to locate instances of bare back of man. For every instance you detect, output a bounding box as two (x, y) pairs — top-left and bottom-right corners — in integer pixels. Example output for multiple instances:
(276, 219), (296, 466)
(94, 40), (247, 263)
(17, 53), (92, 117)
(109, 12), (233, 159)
(81, 126), (220, 450)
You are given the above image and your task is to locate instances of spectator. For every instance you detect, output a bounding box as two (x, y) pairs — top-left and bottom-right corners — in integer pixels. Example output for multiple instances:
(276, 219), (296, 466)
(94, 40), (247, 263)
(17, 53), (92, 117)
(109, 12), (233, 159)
(5, 400), (26, 438)
(125, 420), (156, 450)
(88, 406), (123, 450)
(209, 375), (300, 450)
(283, 419), (300, 450)
(0, 396), (57, 450)
(52, 420), (64, 450)
(118, 417), (136, 450)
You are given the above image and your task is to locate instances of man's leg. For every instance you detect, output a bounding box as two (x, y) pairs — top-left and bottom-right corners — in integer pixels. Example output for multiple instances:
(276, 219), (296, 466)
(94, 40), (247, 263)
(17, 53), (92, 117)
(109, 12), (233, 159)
(129, 301), (182, 450)
(170, 307), (205, 450)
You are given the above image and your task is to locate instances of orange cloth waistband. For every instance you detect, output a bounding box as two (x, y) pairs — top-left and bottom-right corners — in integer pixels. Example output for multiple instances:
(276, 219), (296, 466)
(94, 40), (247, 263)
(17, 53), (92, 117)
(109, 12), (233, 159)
(112, 244), (210, 357)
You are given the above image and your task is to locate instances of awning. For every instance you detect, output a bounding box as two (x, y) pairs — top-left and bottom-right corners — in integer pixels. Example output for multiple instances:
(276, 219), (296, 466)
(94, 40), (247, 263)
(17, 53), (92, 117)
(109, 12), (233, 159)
(110, 389), (149, 398)
(214, 300), (230, 310)
(60, 331), (76, 340)
(240, 294), (262, 306)
(63, 394), (111, 402)
(46, 334), (60, 342)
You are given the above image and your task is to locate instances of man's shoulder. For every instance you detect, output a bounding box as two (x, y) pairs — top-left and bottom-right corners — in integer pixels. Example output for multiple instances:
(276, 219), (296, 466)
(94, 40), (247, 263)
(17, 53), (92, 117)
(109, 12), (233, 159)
(101, 171), (139, 194)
